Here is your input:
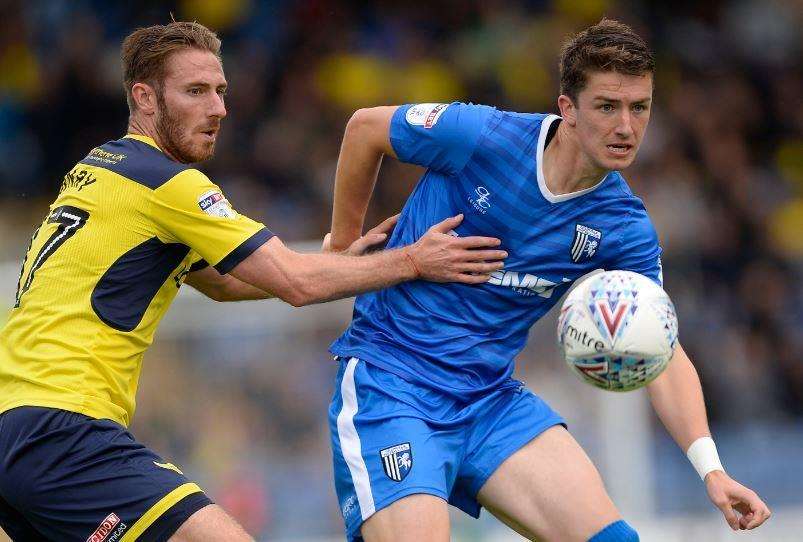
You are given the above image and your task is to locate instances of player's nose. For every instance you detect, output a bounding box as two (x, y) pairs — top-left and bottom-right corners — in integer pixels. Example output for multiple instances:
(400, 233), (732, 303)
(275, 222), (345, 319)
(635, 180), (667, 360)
(210, 93), (227, 119)
(614, 110), (634, 138)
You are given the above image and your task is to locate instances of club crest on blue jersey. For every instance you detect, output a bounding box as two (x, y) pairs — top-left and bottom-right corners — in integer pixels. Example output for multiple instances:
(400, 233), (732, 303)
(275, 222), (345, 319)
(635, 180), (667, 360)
(380, 442), (412, 482)
(571, 224), (602, 263)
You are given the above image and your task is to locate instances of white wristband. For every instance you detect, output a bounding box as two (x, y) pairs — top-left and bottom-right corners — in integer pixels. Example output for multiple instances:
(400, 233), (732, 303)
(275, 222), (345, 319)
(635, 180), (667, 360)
(686, 436), (724, 481)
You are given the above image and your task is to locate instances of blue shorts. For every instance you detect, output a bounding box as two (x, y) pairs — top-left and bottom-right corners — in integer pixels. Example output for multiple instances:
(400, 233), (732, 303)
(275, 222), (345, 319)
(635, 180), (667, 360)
(0, 406), (212, 542)
(329, 358), (565, 541)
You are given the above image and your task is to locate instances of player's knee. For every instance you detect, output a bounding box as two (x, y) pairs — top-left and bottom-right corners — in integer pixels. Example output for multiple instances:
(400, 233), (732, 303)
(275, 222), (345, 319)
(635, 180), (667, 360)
(588, 520), (639, 542)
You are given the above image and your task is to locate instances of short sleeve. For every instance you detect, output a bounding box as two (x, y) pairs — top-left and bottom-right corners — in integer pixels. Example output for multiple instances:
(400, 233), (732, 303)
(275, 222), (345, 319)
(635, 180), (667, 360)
(389, 102), (494, 176)
(188, 255), (210, 273)
(151, 169), (273, 274)
(611, 210), (664, 287)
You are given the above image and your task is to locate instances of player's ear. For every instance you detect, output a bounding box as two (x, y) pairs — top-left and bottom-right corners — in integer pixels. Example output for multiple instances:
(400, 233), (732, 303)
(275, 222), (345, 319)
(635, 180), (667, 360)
(131, 82), (158, 116)
(557, 94), (577, 126)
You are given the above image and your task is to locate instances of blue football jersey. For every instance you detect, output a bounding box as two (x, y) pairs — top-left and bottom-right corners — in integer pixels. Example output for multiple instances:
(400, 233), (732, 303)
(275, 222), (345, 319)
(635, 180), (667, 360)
(330, 103), (662, 397)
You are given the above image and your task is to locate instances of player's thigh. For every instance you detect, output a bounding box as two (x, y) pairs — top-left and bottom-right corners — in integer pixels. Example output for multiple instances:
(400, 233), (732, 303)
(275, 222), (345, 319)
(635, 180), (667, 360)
(360, 494), (449, 542)
(0, 493), (43, 542)
(168, 504), (252, 542)
(0, 407), (217, 541)
(330, 358), (464, 539)
(477, 425), (621, 542)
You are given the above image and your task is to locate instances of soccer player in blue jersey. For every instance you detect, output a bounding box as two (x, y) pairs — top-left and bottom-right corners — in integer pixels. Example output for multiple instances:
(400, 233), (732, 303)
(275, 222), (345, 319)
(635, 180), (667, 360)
(326, 19), (771, 541)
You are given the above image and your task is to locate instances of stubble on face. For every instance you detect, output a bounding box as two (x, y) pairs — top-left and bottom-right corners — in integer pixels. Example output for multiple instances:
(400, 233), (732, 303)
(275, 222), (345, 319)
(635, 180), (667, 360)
(575, 71), (653, 172)
(154, 88), (216, 164)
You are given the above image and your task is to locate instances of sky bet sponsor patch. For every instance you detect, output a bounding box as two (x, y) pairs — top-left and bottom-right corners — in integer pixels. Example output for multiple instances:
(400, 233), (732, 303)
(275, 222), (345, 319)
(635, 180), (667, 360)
(198, 190), (236, 218)
(405, 103), (449, 128)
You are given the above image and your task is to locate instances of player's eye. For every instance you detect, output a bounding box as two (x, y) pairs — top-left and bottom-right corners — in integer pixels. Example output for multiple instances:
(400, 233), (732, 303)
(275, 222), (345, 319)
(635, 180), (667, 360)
(188, 88), (202, 96)
(600, 103), (614, 113)
(217, 88), (227, 97)
(633, 104), (646, 113)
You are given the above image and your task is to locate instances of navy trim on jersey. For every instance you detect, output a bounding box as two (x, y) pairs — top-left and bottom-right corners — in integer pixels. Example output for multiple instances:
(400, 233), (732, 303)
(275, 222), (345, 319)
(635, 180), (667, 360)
(214, 227), (274, 274)
(79, 137), (191, 190)
(189, 259), (210, 273)
(139, 492), (213, 542)
(91, 237), (191, 332)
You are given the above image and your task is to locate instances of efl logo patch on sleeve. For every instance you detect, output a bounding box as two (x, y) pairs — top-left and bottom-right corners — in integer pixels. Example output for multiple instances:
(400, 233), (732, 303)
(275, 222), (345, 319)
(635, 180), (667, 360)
(405, 103), (449, 129)
(198, 190), (236, 218)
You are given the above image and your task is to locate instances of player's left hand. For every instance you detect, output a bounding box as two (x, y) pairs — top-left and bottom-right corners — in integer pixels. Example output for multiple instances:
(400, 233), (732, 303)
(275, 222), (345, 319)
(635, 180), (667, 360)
(322, 214), (399, 256)
(705, 470), (771, 530)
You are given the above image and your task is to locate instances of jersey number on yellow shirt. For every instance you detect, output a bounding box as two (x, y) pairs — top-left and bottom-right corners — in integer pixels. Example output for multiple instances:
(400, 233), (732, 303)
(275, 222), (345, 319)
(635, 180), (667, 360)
(14, 205), (90, 308)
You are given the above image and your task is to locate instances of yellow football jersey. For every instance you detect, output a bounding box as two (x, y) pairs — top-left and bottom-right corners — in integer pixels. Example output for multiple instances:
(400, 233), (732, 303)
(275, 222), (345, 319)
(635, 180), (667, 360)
(0, 134), (272, 426)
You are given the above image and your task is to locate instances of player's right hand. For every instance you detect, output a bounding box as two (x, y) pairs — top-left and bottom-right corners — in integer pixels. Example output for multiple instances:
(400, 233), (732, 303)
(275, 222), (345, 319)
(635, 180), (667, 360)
(705, 470), (771, 530)
(406, 214), (506, 284)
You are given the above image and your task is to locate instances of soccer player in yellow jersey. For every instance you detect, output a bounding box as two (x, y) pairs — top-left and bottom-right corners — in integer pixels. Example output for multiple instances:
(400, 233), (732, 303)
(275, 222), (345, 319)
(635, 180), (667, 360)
(0, 22), (507, 542)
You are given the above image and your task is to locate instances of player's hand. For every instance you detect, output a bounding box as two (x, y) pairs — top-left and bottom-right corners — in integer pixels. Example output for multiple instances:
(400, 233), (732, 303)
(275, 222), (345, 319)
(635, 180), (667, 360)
(322, 214), (400, 256)
(705, 470), (771, 530)
(406, 214), (506, 284)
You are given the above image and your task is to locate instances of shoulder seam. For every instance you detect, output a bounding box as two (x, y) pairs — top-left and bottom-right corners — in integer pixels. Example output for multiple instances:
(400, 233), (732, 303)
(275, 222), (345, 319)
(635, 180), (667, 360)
(155, 167), (205, 188)
(80, 138), (192, 190)
(455, 107), (498, 177)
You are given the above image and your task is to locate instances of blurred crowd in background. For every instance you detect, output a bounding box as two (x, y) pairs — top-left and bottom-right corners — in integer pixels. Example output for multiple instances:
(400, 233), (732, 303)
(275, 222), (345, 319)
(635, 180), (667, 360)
(1, 0), (801, 539)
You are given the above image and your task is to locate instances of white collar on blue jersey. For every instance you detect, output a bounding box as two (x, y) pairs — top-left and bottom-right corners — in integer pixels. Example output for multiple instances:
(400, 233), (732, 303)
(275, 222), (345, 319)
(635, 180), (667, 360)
(537, 114), (609, 203)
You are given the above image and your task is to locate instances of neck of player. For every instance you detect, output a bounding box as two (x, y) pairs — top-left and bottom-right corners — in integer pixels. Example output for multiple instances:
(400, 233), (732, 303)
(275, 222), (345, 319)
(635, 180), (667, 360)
(126, 116), (180, 163)
(542, 120), (608, 196)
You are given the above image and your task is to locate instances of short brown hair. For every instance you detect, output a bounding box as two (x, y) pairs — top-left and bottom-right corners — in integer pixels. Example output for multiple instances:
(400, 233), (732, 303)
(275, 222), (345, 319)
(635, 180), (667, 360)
(559, 18), (654, 102)
(122, 21), (221, 112)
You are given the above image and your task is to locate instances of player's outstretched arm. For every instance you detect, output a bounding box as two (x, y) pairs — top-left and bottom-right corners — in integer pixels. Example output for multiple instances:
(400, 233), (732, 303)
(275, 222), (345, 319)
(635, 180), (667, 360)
(229, 214), (505, 307)
(330, 106), (398, 251)
(183, 214), (400, 302)
(647, 344), (771, 530)
(185, 266), (274, 302)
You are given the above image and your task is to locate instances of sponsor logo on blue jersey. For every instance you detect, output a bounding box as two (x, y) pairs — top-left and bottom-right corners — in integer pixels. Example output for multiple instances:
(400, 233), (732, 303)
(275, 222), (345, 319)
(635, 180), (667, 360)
(469, 185), (492, 213)
(487, 270), (571, 298)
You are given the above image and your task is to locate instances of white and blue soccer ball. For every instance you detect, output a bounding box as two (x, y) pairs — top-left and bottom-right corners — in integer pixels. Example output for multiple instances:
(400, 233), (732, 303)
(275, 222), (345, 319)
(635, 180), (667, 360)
(557, 270), (678, 392)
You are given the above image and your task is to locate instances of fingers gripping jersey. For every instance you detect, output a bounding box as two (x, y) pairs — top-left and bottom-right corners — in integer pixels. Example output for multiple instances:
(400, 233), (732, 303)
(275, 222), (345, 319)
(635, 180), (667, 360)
(0, 134), (272, 425)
